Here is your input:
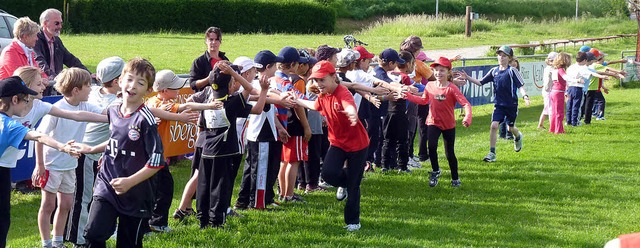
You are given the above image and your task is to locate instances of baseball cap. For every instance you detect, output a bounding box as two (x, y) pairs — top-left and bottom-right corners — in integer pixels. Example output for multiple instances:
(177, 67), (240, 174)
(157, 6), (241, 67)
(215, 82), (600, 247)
(308, 60), (336, 80)
(0, 76), (38, 97)
(400, 36), (423, 53)
(315, 45), (341, 61)
(254, 50), (284, 68)
(278, 46), (303, 63)
(233, 56), (262, 74)
(209, 63), (241, 99)
(336, 49), (360, 68)
(579, 45), (591, 53)
(299, 49), (318, 65)
(96, 56), (125, 83)
(547, 52), (558, 61)
(153, 70), (187, 92)
(586, 52), (597, 61)
(496, 45), (514, 57)
(353, 46), (374, 60)
(380, 48), (406, 64)
(430, 57), (452, 70)
(416, 51), (431, 61)
(589, 48), (605, 58)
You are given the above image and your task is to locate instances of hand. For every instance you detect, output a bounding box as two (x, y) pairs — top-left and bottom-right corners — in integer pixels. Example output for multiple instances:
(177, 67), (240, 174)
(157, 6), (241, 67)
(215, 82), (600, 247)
(74, 143), (94, 154)
(31, 166), (46, 187)
(208, 100), (223, 110)
(368, 95), (381, 108)
(524, 97), (531, 106)
(279, 92), (297, 108)
(603, 88), (609, 94)
(179, 111), (199, 124)
(340, 108), (358, 126)
(407, 85), (419, 94)
(110, 177), (133, 195)
(61, 140), (81, 158)
(155, 117), (162, 125)
(462, 120), (470, 127)
(390, 92), (402, 101)
(303, 127), (312, 142)
(456, 70), (469, 80)
(277, 127), (290, 143)
(450, 54), (462, 61)
(259, 74), (270, 90)
(218, 62), (234, 75)
(373, 86), (390, 95)
(307, 82), (320, 95)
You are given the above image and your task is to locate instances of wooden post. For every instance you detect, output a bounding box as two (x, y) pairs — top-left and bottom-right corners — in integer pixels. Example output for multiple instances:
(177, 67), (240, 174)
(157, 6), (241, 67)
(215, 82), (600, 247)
(465, 6), (472, 37)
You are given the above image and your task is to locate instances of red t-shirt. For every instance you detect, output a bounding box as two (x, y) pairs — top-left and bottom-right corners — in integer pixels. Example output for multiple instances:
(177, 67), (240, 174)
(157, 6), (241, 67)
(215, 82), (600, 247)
(619, 232), (640, 248)
(314, 84), (369, 152)
(209, 57), (220, 70)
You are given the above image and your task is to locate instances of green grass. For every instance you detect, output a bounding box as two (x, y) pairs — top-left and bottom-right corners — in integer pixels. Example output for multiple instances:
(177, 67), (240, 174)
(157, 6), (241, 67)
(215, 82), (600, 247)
(8, 88), (640, 247)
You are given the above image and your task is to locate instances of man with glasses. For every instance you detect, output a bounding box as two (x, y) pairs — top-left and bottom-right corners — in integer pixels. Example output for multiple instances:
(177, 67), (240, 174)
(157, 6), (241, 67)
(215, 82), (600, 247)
(34, 9), (88, 95)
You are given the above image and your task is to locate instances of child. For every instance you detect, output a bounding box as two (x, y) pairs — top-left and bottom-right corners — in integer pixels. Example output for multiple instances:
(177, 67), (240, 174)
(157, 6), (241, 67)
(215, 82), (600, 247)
(460, 45), (530, 162)
(404, 57), (472, 187)
(584, 49), (622, 124)
(145, 69), (222, 232)
(0, 76), (80, 248)
(565, 52), (609, 127)
(499, 58), (520, 140)
(587, 48), (626, 121)
(548, 52), (574, 134)
(35, 68), (105, 248)
(296, 60), (369, 232)
(81, 58), (163, 247)
(191, 61), (268, 228)
(537, 52), (557, 129)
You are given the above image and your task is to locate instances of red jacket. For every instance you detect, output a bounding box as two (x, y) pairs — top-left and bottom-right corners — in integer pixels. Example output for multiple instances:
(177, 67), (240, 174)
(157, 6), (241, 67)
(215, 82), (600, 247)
(0, 40), (48, 79)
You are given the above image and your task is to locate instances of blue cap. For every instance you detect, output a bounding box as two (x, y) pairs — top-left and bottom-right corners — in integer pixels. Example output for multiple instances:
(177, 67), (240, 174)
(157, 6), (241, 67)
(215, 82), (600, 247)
(278, 46), (303, 63)
(586, 52), (596, 61)
(579, 45), (591, 53)
(380, 48), (405, 64)
(254, 50), (284, 67)
(299, 49), (318, 65)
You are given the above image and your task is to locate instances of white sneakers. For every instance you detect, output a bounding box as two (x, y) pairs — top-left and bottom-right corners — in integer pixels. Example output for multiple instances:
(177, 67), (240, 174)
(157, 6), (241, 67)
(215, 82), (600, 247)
(344, 223), (361, 232)
(336, 187), (348, 201)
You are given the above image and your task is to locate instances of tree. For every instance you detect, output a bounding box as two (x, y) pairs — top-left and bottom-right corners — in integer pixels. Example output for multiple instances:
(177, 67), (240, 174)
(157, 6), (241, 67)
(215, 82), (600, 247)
(627, 0), (640, 62)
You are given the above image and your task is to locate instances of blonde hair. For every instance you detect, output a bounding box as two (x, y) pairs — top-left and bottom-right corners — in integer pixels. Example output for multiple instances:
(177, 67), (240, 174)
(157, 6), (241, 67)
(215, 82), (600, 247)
(54, 68), (91, 96)
(13, 17), (39, 39)
(13, 66), (42, 88)
(122, 57), (156, 90)
(552, 52), (572, 70)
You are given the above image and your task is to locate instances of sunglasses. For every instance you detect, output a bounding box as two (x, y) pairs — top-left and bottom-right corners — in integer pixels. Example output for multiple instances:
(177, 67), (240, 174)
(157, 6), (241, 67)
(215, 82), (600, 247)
(52, 21), (62, 26)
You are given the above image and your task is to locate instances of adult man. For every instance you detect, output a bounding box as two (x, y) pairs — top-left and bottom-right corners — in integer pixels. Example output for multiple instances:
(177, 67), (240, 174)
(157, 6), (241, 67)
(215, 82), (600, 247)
(33, 9), (88, 95)
(188, 26), (229, 92)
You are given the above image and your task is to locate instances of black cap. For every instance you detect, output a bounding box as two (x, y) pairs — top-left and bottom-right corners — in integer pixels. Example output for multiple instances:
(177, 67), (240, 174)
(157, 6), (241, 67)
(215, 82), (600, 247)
(315, 45), (341, 61)
(254, 50), (284, 67)
(208, 64), (241, 99)
(0, 76), (38, 97)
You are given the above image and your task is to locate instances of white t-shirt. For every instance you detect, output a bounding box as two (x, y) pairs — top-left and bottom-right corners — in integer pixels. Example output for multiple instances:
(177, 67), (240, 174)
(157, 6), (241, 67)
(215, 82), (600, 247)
(83, 86), (119, 161)
(345, 69), (377, 109)
(566, 64), (591, 88)
(246, 79), (277, 142)
(37, 98), (103, 171)
(0, 99), (53, 168)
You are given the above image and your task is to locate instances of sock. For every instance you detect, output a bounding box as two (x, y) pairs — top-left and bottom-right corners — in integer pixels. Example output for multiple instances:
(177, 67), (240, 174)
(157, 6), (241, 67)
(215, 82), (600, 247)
(490, 147), (496, 153)
(52, 236), (63, 246)
(515, 132), (522, 141)
(42, 239), (52, 248)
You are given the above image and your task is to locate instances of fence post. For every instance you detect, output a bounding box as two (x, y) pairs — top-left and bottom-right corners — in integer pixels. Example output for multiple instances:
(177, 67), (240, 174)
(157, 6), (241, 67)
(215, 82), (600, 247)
(465, 6), (472, 37)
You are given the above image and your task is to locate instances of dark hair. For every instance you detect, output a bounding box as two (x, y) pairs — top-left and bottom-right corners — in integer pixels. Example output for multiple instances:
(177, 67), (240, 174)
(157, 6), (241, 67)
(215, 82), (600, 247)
(576, 52), (587, 63)
(397, 51), (414, 69)
(205, 27), (222, 41)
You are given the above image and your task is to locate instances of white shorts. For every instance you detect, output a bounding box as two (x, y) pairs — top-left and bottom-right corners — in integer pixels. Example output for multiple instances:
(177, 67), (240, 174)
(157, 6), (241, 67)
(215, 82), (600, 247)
(43, 169), (76, 194)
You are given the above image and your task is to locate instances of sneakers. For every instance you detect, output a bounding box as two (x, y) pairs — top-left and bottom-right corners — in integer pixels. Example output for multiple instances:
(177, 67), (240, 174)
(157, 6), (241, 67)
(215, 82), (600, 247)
(398, 168), (412, 174)
(304, 185), (327, 194)
(318, 180), (334, 189)
(514, 132), (523, 152)
(233, 202), (248, 211)
(173, 208), (195, 221)
(287, 194), (306, 203)
(52, 244), (67, 248)
(149, 225), (172, 233)
(227, 209), (245, 218)
(296, 183), (306, 191)
(451, 179), (461, 187)
(483, 152), (496, 162)
(336, 187), (348, 201)
(344, 223), (361, 232)
(408, 157), (422, 168)
(596, 117), (605, 120)
(429, 170), (441, 187)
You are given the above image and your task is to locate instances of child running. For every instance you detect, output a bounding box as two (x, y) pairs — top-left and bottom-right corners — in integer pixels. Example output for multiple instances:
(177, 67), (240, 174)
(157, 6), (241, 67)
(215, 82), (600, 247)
(403, 57), (472, 187)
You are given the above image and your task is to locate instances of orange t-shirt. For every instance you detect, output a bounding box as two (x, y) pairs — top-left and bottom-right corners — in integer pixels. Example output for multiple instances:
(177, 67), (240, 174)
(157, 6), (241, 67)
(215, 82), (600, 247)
(145, 96), (180, 159)
(413, 60), (433, 84)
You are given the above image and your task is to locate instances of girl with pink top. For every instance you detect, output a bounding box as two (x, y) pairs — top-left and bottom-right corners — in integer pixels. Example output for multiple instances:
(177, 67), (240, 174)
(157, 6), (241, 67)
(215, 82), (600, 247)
(549, 52), (578, 134)
(404, 57), (472, 188)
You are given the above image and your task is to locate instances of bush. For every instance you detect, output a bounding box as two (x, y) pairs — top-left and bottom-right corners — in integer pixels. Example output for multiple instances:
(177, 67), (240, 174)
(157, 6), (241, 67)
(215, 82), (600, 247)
(67, 0), (335, 34)
(0, 0), (64, 22)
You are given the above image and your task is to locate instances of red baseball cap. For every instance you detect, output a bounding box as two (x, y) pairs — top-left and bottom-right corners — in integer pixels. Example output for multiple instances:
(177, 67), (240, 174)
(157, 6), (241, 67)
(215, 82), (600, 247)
(589, 48), (604, 58)
(353, 46), (374, 60)
(309, 60), (336, 79)
(430, 57), (452, 70)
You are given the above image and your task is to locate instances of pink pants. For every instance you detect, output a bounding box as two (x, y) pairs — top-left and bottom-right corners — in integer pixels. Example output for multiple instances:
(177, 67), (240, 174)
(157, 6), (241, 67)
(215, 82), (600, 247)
(549, 91), (565, 134)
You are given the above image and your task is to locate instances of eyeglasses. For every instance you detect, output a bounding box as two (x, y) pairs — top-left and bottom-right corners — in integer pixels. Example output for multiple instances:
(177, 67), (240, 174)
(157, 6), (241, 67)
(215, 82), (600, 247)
(53, 21), (62, 26)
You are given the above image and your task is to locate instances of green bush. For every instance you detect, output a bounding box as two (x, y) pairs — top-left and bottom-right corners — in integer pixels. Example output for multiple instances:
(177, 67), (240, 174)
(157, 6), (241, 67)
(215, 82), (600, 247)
(67, 0), (335, 34)
(0, 0), (64, 22)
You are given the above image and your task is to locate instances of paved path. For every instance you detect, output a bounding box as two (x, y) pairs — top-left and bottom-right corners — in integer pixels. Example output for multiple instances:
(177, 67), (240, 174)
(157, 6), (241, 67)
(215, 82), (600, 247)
(424, 45), (492, 60)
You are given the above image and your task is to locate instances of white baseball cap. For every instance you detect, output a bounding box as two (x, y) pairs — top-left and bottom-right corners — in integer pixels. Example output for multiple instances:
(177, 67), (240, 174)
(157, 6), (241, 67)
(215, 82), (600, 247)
(233, 56), (262, 74)
(153, 70), (187, 91)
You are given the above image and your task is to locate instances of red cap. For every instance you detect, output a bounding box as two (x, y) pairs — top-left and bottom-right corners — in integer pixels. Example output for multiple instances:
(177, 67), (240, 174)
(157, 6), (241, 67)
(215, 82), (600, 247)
(309, 60), (336, 79)
(353, 46), (374, 60)
(589, 48), (603, 58)
(430, 57), (452, 70)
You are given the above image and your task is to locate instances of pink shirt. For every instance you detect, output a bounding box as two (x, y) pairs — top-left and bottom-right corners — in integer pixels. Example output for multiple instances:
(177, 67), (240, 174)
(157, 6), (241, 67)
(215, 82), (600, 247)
(552, 68), (568, 92)
(406, 82), (472, 130)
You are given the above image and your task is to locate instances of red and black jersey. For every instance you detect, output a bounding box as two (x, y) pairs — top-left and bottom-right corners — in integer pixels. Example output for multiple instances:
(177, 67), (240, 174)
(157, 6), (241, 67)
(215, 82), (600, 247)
(93, 104), (165, 218)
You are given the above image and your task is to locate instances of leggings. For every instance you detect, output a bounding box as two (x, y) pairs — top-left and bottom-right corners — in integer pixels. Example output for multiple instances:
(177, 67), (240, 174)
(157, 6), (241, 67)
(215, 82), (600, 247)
(427, 126), (458, 180)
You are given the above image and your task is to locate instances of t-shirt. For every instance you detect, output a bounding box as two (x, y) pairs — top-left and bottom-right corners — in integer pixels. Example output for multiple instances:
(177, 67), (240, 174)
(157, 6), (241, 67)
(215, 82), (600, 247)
(542, 65), (554, 93)
(406, 82), (472, 130)
(246, 79), (278, 142)
(387, 71), (412, 113)
(551, 68), (568, 92)
(413, 60), (433, 84)
(192, 87), (252, 158)
(565, 64), (590, 88)
(0, 99), (52, 168)
(83, 86), (120, 161)
(0, 114), (30, 168)
(314, 84), (368, 152)
(338, 72), (370, 121)
(479, 66), (524, 107)
(145, 96), (180, 159)
(37, 98), (103, 171)
(285, 74), (307, 136)
(93, 104), (164, 218)
(372, 66), (391, 117)
(588, 63), (607, 91)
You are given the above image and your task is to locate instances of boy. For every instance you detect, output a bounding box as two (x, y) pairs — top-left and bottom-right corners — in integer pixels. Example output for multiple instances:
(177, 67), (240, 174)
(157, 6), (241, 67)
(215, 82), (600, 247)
(192, 61), (268, 228)
(460, 45), (530, 162)
(145, 69), (222, 232)
(81, 58), (164, 247)
(584, 49), (624, 124)
(0, 76), (79, 248)
(35, 68), (104, 248)
(565, 52), (608, 126)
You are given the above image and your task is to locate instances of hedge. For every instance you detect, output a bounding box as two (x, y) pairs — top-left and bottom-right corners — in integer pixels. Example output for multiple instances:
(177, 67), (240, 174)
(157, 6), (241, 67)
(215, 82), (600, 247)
(0, 0), (64, 23)
(66, 0), (335, 34)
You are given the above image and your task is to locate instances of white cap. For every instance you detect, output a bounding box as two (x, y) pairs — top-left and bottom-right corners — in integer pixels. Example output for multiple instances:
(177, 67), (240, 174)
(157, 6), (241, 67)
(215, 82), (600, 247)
(336, 49), (360, 68)
(96, 56), (125, 83)
(153, 70), (187, 92)
(233, 56), (262, 74)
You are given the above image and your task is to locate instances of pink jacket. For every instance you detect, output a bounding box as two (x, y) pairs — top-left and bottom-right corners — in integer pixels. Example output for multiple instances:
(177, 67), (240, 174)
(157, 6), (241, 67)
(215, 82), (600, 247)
(0, 40), (48, 79)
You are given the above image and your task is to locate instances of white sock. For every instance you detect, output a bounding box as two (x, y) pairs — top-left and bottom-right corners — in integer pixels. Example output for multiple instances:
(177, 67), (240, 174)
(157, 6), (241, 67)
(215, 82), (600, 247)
(42, 239), (52, 248)
(52, 236), (63, 245)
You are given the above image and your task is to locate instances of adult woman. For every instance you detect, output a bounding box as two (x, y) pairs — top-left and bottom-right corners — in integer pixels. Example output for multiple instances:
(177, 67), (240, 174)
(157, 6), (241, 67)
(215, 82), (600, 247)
(0, 17), (47, 79)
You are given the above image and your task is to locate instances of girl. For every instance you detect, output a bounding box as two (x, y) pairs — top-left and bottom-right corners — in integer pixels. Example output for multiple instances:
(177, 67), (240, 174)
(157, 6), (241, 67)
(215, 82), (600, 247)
(549, 52), (578, 134)
(404, 57), (472, 187)
(538, 52), (557, 129)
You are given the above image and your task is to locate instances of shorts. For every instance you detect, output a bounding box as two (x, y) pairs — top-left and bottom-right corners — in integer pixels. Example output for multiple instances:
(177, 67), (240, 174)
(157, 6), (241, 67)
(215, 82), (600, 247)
(492, 105), (518, 126)
(43, 169), (76, 194)
(281, 136), (308, 162)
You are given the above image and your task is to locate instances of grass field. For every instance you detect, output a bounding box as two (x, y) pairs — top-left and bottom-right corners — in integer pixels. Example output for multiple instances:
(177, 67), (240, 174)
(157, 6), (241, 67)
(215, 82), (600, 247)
(7, 88), (640, 247)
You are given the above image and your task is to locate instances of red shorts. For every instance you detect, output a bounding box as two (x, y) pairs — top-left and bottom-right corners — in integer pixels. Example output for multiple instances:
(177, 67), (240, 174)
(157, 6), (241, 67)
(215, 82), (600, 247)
(281, 136), (308, 162)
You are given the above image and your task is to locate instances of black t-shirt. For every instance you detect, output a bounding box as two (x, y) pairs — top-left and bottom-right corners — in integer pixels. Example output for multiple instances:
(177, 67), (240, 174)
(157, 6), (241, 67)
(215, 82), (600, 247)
(93, 104), (165, 218)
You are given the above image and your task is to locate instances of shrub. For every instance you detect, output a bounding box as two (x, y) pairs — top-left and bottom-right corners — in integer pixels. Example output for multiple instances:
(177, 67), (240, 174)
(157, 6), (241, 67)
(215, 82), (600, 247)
(0, 0), (64, 23)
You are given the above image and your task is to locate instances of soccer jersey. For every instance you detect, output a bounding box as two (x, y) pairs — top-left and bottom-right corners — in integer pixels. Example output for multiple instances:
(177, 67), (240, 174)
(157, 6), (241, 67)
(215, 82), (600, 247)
(479, 66), (524, 107)
(0, 114), (30, 168)
(314, 84), (369, 152)
(93, 104), (164, 218)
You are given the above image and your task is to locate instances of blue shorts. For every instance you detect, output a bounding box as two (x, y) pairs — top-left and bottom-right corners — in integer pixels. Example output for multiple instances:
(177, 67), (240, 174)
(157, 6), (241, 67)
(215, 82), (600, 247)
(492, 105), (518, 126)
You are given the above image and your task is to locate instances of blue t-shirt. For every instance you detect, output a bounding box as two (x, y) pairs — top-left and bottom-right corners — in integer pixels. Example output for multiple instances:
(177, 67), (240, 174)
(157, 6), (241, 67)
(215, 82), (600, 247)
(372, 66), (390, 117)
(0, 113), (30, 168)
(479, 66), (524, 107)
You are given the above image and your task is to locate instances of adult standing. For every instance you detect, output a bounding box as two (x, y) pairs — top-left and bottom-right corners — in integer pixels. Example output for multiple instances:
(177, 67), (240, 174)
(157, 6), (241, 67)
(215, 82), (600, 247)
(189, 27), (230, 92)
(0, 17), (47, 80)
